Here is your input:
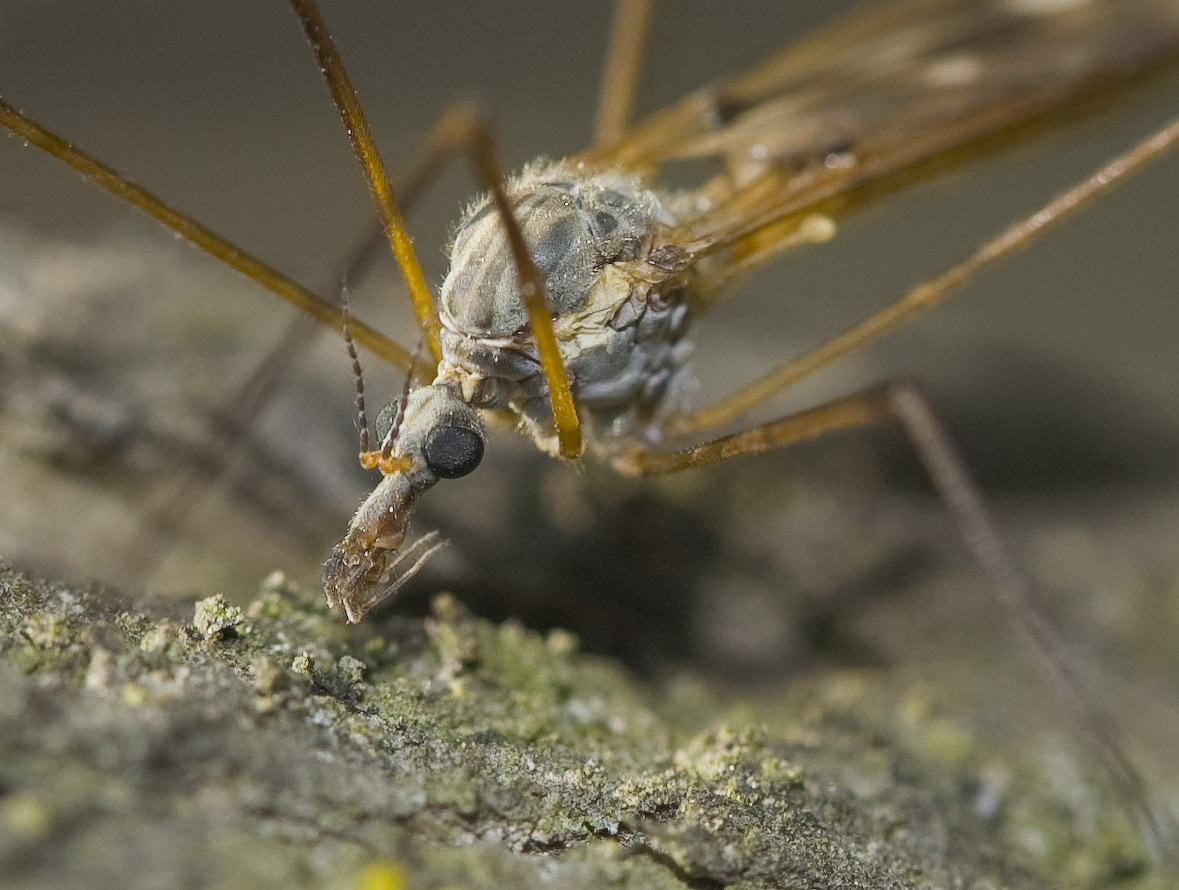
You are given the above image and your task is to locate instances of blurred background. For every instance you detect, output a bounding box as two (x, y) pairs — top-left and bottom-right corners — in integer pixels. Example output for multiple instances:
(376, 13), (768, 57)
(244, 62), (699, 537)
(0, 0), (1177, 807)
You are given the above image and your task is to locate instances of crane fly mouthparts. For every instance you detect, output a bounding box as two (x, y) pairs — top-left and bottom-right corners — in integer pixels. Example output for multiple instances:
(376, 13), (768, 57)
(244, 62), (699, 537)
(323, 529), (448, 623)
(321, 465), (418, 620)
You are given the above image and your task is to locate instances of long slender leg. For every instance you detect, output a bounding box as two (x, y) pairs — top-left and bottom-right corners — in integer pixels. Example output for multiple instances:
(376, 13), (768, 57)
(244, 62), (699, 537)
(459, 109), (583, 458)
(287, 0), (441, 361)
(0, 98), (409, 370)
(619, 380), (1175, 862)
(594, 0), (656, 146)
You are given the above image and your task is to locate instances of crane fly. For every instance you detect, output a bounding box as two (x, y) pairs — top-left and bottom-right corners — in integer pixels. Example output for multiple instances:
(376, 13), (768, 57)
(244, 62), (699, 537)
(2, 0), (1179, 862)
(303, 0), (1179, 623)
(2, 0), (1176, 614)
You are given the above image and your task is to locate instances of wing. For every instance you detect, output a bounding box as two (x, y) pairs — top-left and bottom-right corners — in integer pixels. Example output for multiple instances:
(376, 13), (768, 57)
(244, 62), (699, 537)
(579, 0), (1179, 268)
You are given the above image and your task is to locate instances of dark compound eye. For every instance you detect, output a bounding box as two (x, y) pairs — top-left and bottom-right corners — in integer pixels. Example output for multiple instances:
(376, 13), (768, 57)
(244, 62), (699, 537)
(422, 425), (484, 479)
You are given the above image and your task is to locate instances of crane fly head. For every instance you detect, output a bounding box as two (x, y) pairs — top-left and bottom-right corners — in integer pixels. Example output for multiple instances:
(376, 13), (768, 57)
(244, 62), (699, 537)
(322, 384), (484, 622)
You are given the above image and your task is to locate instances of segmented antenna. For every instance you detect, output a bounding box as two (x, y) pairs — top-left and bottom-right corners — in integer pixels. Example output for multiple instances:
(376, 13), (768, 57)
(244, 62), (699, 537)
(339, 279), (370, 455)
(379, 335), (427, 464)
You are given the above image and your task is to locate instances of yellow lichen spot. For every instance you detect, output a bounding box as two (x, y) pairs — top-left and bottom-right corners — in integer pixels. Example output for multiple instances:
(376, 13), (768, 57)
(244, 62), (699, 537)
(21, 611), (64, 648)
(612, 779), (643, 807)
(1, 792), (50, 839)
(899, 687), (974, 763)
(363, 636), (388, 658)
(760, 757), (804, 785)
(355, 860), (408, 890)
(139, 620), (178, 654)
(719, 780), (742, 801)
(121, 683), (147, 707)
(251, 655), (283, 695)
(545, 628), (578, 656)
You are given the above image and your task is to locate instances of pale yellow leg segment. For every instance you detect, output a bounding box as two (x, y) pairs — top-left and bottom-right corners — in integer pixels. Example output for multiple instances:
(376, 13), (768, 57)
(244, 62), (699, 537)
(618, 390), (880, 476)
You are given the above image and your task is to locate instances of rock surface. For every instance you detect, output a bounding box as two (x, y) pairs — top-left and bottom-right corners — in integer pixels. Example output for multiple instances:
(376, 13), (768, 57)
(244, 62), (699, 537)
(1, 561), (1171, 890)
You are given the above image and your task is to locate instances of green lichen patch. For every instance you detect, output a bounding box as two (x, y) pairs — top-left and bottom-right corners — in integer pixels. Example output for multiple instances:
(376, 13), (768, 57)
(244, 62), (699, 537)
(192, 593), (244, 640)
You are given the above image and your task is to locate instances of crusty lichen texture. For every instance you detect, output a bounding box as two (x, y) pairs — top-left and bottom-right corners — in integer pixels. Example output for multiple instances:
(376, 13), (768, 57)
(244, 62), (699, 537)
(0, 561), (1168, 890)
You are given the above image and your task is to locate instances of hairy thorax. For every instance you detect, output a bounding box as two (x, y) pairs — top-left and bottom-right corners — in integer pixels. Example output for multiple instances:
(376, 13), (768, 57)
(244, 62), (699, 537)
(434, 161), (698, 456)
